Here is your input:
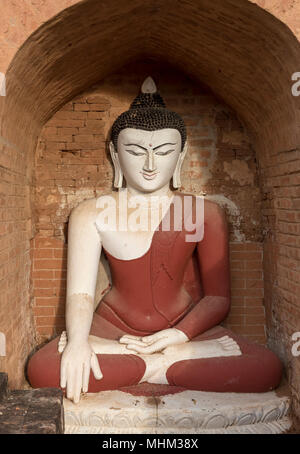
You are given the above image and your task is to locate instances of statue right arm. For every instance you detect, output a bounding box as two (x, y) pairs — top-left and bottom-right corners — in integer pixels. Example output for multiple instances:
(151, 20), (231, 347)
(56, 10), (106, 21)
(60, 198), (103, 403)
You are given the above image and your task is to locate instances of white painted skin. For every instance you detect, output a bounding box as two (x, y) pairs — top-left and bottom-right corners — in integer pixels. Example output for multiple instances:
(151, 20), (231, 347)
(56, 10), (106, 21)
(60, 127), (241, 404)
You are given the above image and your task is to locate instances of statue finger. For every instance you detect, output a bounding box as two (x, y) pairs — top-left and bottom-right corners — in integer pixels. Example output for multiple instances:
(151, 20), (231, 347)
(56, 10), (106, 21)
(66, 370), (75, 401)
(142, 338), (169, 353)
(142, 339), (169, 353)
(126, 340), (167, 354)
(119, 335), (142, 344)
(120, 338), (149, 347)
(58, 335), (67, 353)
(91, 352), (103, 380)
(73, 367), (82, 404)
(82, 361), (90, 393)
(125, 344), (141, 352)
(60, 361), (67, 389)
(141, 333), (160, 343)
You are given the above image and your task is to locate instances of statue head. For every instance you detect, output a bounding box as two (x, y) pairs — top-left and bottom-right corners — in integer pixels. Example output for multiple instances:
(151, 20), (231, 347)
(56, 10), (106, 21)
(109, 77), (187, 192)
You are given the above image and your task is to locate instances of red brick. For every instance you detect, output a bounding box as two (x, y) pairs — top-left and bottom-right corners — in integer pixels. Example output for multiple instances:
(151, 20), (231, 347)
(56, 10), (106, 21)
(230, 251), (262, 261)
(225, 315), (244, 325)
(245, 315), (266, 325)
(231, 325), (265, 336)
(230, 260), (246, 270)
(34, 237), (64, 248)
(74, 134), (95, 142)
(53, 249), (67, 259)
(34, 259), (67, 270)
(36, 316), (65, 327)
(36, 327), (54, 336)
(35, 297), (65, 306)
(233, 288), (263, 298)
(34, 279), (63, 288)
(87, 111), (107, 120)
(246, 279), (264, 289)
(230, 278), (245, 289)
(54, 270), (67, 279)
(48, 119), (85, 128)
(86, 95), (110, 106)
(32, 270), (54, 279)
(43, 127), (58, 136)
(34, 288), (59, 297)
(231, 297), (245, 306)
(74, 104), (90, 111)
(245, 260), (263, 270)
(244, 297), (264, 306)
(244, 306), (265, 315)
(57, 127), (78, 135)
(33, 306), (55, 316)
(34, 249), (54, 259)
(53, 111), (86, 120)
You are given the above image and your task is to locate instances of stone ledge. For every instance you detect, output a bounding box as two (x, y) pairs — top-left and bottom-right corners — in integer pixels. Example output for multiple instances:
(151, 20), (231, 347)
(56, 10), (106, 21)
(65, 418), (292, 434)
(64, 384), (292, 434)
(0, 386), (64, 434)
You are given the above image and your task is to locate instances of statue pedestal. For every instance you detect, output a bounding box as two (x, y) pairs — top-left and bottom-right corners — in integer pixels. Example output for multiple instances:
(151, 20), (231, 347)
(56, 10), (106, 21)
(63, 383), (292, 434)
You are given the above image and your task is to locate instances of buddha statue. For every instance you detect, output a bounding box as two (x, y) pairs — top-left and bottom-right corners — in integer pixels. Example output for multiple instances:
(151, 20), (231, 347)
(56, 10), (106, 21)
(27, 77), (282, 404)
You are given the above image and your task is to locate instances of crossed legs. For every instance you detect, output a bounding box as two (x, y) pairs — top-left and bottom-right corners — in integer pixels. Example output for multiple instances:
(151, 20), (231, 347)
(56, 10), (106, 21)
(27, 314), (282, 394)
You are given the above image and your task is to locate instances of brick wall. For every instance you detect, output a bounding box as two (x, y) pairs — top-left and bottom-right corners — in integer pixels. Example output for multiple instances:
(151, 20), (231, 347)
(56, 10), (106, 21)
(32, 237), (66, 338)
(0, 142), (36, 389)
(228, 243), (265, 344)
(259, 146), (300, 418)
(32, 62), (266, 344)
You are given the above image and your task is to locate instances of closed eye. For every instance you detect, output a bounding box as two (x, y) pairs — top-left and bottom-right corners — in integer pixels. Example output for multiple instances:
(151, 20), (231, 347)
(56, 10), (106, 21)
(125, 149), (145, 156)
(155, 149), (175, 156)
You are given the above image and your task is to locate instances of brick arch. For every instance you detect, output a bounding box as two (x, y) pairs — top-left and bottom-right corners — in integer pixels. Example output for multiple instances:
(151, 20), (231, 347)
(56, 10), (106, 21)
(0, 0), (299, 416)
(2, 0), (300, 151)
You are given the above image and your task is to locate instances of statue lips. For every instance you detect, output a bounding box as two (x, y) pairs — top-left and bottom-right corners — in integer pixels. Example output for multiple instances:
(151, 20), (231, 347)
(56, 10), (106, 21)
(141, 171), (159, 180)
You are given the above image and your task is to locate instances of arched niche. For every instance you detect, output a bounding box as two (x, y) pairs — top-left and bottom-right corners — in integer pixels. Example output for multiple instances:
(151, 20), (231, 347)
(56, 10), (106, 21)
(0, 1), (299, 412)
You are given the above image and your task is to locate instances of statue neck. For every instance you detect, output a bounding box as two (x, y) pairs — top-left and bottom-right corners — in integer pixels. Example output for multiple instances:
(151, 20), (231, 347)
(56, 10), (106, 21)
(125, 184), (174, 201)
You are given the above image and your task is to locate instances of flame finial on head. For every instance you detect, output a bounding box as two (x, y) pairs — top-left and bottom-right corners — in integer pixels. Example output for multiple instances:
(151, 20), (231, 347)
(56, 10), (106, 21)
(129, 76), (165, 110)
(141, 76), (157, 94)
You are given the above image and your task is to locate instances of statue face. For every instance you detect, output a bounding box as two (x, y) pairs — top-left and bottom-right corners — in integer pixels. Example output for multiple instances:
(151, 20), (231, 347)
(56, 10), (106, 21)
(116, 128), (182, 192)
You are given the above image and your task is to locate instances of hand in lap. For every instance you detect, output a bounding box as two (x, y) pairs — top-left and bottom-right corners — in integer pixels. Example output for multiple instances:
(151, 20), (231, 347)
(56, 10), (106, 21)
(119, 328), (189, 354)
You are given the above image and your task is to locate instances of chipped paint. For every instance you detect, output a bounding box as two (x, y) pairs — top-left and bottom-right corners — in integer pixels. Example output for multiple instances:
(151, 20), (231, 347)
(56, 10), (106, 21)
(204, 194), (246, 242)
(223, 160), (254, 186)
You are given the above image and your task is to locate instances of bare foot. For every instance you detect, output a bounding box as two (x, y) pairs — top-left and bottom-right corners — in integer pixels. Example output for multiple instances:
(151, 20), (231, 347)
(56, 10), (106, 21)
(163, 335), (242, 359)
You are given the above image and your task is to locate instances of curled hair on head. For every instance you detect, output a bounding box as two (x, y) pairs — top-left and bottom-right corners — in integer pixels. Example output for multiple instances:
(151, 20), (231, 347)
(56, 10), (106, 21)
(110, 77), (187, 151)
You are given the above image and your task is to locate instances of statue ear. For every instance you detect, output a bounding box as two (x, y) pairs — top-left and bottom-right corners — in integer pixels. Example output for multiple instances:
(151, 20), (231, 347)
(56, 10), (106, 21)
(109, 141), (123, 188)
(172, 141), (188, 189)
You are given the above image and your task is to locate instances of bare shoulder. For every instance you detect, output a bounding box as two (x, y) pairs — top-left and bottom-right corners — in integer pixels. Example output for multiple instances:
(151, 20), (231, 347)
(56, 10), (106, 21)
(95, 191), (118, 206)
(70, 197), (98, 221)
(70, 191), (116, 220)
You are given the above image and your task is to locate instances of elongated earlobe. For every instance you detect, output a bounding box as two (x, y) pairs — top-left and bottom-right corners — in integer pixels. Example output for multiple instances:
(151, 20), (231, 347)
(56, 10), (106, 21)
(172, 142), (188, 189)
(109, 141), (123, 188)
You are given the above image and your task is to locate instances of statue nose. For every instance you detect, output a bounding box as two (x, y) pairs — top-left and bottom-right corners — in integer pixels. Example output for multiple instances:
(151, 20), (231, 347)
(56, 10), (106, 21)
(143, 150), (157, 172)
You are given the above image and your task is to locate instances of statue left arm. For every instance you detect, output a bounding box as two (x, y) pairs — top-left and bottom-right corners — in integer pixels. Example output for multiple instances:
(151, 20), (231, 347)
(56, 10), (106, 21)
(174, 201), (231, 340)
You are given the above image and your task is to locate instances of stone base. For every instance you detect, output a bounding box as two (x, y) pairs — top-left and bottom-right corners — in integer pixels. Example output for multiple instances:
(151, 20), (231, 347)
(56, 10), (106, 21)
(64, 384), (292, 434)
(0, 386), (64, 434)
